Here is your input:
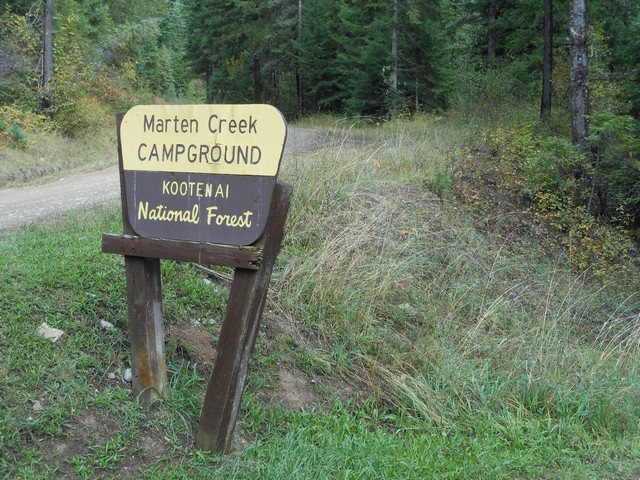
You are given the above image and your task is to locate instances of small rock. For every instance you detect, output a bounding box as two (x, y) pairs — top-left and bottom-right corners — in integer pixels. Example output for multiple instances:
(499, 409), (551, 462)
(85, 292), (97, 299)
(107, 372), (116, 380)
(99, 320), (115, 330)
(123, 368), (133, 383)
(482, 175), (497, 186)
(32, 400), (43, 411)
(37, 323), (64, 343)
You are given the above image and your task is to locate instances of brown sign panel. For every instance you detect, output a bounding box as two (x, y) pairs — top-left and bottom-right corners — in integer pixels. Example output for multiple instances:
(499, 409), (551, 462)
(119, 104), (287, 245)
(124, 171), (275, 245)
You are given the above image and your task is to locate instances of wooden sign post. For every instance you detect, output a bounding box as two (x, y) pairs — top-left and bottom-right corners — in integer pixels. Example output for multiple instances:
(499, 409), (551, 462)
(102, 104), (291, 454)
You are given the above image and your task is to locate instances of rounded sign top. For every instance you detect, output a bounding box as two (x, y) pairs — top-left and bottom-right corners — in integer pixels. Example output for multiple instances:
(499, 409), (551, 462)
(119, 104), (287, 245)
(120, 104), (287, 177)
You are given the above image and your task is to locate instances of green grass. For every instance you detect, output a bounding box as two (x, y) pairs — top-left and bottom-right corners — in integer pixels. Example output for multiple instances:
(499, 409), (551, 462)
(0, 206), (227, 478)
(1, 113), (639, 478)
(275, 114), (640, 477)
(221, 402), (636, 479)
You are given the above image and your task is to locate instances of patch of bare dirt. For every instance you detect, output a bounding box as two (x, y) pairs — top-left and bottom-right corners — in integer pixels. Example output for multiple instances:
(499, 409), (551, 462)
(111, 433), (170, 479)
(167, 321), (217, 368)
(262, 304), (363, 409)
(36, 412), (172, 480)
(275, 367), (319, 411)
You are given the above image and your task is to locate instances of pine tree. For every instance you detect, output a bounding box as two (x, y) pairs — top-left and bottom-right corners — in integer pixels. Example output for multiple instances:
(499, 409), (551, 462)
(590, 0), (640, 117)
(399, 0), (451, 112)
(187, 0), (296, 108)
(570, 0), (589, 151)
(336, 0), (390, 116)
(540, 0), (552, 121)
(298, 0), (344, 112)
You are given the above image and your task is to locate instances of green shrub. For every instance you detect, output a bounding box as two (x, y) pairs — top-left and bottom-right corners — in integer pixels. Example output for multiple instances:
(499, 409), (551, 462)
(455, 120), (638, 276)
(7, 124), (27, 149)
(424, 169), (453, 197)
(587, 112), (640, 225)
(0, 104), (47, 131)
(0, 12), (39, 105)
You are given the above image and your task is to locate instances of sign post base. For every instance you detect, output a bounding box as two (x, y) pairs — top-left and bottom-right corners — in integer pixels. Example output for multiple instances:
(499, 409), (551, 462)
(125, 256), (166, 406)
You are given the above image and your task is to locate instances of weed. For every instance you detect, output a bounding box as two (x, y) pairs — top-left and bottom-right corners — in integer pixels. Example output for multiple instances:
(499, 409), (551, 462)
(424, 168), (453, 197)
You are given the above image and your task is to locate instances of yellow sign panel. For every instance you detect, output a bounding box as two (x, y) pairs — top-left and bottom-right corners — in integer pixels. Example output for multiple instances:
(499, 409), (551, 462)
(120, 104), (287, 176)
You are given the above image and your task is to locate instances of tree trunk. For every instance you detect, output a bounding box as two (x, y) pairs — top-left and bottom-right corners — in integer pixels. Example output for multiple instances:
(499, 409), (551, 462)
(296, 0), (304, 117)
(540, 0), (553, 122)
(487, 0), (497, 69)
(390, 0), (398, 118)
(570, 0), (589, 151)
(415, 74), (419, 113)
(40, 0), (54, 112)
(253, 57), (262, 103)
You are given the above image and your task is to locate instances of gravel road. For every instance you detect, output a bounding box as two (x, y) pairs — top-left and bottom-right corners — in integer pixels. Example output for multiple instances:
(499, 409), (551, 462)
(0, 127), (321, 232)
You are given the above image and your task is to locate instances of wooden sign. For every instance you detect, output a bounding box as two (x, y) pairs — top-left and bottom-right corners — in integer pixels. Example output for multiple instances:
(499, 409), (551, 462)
(103, 105), (293, 457)
(120, 104), (287, 245)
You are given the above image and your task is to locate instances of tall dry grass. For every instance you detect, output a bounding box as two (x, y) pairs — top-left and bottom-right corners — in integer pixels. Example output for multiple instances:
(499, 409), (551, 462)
(274, 115), (640, 437)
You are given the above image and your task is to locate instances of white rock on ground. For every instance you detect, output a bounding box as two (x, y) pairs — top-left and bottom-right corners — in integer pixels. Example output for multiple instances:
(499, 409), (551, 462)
(36, 323), (64, 342)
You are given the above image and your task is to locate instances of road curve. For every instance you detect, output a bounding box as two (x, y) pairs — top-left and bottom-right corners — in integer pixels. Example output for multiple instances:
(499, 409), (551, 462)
(0, 127), (321, 232)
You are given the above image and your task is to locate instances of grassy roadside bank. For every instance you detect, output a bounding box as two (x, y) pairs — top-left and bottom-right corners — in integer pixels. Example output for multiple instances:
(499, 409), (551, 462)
(1, 114), (639, 478)
(0, 120), (117, 188)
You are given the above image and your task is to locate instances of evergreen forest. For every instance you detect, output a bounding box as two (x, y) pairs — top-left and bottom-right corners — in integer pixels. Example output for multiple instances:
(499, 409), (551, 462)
(1, 0), (639, 232)
(2, 0), (638, 119)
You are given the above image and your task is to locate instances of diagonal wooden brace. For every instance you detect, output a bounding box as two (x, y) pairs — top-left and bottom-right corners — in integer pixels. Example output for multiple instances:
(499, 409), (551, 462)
(195, 181), (293, 454)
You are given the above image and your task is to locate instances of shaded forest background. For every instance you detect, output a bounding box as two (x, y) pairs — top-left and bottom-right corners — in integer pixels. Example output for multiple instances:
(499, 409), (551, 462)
(1, 0), (638, 119)
(0, 0), (639, 243)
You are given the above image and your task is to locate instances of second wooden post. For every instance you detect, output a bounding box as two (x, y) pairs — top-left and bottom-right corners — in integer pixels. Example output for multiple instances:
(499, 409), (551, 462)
(196, 182), (293, 454)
